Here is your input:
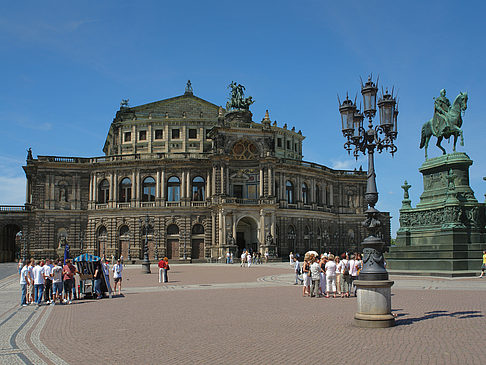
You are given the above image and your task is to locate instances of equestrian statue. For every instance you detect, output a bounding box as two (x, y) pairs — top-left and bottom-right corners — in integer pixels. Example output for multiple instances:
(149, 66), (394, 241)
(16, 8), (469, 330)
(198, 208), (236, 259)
(420, 89), (468, 159)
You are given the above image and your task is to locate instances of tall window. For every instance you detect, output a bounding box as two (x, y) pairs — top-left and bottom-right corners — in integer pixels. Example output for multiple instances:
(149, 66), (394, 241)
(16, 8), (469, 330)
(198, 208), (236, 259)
(167, 176), (180, 201)
(142, 176), (156, 202)
(119, 178), (132, 203)
(98, 179), (109, 203)
(316, 184), (321, 204)
(286, 181), (294, 204)
(192, 176), (205, 201)
(171, 129), (180, 139)
(302, 183), (309, 205)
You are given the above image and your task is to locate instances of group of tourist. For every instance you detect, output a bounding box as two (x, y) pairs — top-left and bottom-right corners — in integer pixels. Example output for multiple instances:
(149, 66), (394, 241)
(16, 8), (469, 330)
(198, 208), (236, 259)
(19, 256), (124, 307)
(239, 250), (269, 267)
(291, 251), (362, 298)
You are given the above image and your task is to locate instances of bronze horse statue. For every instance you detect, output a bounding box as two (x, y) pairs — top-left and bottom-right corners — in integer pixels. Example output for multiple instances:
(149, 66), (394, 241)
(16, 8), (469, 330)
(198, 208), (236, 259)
(420, 91), (468, 159)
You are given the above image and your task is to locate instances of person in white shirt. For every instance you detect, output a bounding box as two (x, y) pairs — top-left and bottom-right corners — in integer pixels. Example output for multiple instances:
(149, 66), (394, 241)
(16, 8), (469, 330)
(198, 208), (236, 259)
(112, 259), (123, 296)
(51, 260), (63, 304)
(341, 254), (350, 297)
(264, 250), (269, 264)
(289, 252), (294, 265)
(348, 254), (359, 297)
(27, 259), (34, 304)
(20, 261), (30, 306)
(32, 261), (45, 305)
(324, 254), (337, 298)
(240, 251), (247, 267)
(43, 259), (54, 304)
(247, 252), (252, 268)
(293, 257), (303, 285)
(335, 256), (343, 297)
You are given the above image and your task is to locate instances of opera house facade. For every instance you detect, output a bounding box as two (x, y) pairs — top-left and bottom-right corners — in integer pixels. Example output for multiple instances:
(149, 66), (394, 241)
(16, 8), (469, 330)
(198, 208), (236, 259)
(0, 82), (390, 262)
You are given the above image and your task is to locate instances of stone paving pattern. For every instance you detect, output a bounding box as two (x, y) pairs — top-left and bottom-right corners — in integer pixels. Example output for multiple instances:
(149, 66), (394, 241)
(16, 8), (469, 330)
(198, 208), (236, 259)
(0, 263), (485, 364)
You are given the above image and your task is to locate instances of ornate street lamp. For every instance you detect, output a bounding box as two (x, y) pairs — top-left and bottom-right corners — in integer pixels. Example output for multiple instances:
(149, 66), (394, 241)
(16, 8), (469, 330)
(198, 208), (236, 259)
(139, 215), (152, 274)
(153, 231), (159, 261)
(287, 231), (296, 255)
(127, 231), (132, 262)
(78, 230), (85, 255)
(338, 75), (398, 328)
(17, 231), (26, 261)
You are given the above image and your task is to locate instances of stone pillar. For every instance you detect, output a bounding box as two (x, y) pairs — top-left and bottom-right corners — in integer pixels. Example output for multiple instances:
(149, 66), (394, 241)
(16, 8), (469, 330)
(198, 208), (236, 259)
(186, 171), (191, 200)
(206, 171), (211, 200)
(226, 167), (230, 197)
(161, 170), (166, 200)
(259, 209), (265, 243)
(329, 184), (334, 206)
(131, 171), (136, 206)
(268, 167), (272, 196)
(156, 170), (161, 201)
(220, 165), (224, 195)
(260, 168), (264, 197)
(354, 280), (395, 328)
(212, 166), (216, 195)
(135, 170), (140, 204)
(181, 171), (186, 199)
(93, 174), (98, 204)
(218, 210), (223, 249)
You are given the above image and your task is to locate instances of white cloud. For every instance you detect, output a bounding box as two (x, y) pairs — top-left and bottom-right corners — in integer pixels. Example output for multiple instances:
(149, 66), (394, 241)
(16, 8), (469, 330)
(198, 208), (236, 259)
(331, 159), (354, 170)
(0, 176), (25, 205)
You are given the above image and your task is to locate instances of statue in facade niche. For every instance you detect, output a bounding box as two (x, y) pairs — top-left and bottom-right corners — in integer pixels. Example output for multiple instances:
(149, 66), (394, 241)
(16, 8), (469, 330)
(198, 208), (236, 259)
(419, 90), (468, 159)
(226, 82), (255, 111)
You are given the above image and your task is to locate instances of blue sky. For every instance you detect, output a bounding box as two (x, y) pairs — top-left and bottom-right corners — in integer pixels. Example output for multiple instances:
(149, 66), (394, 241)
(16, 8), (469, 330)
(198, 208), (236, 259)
(1, 1), (484, 237)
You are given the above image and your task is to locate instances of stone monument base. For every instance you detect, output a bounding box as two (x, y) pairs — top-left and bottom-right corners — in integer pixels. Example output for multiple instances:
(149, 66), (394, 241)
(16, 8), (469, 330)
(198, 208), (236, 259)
(354, 280), (395, 328)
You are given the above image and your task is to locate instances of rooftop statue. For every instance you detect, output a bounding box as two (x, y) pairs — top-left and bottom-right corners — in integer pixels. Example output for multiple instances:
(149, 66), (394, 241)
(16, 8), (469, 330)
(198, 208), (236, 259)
(420, 89), (468, 159)
(226, 81), (254, 111)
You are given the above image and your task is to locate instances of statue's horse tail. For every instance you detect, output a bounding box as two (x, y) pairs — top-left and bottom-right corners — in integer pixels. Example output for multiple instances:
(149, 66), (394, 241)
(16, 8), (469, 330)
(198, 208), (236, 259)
(419, 121), (429, 149)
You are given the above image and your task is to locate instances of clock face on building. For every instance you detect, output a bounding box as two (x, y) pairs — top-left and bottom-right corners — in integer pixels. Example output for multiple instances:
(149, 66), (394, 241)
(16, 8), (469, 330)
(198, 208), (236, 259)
(232, 140), (259, 160)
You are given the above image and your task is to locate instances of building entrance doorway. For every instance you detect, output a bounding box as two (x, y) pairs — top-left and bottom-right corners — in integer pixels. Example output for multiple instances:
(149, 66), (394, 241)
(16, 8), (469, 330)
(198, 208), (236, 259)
(167, 239), (179, 259)
(191, 239), (204, 259)
(236, 216), (258, 254)
(1, 224), (21, 262)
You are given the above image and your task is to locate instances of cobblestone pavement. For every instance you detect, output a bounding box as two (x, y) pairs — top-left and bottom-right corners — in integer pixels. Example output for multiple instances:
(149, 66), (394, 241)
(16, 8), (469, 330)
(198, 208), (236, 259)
(0, 263), (485, 364)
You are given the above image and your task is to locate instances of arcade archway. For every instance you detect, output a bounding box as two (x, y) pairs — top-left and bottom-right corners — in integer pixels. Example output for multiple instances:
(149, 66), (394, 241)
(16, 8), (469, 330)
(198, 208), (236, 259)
(1, 224), (21, 262)
(235, 216), (258, 254)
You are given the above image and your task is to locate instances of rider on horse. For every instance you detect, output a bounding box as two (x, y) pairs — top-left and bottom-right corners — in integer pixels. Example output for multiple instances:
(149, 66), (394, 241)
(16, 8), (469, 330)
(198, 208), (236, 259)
(432, 89), (451, 135)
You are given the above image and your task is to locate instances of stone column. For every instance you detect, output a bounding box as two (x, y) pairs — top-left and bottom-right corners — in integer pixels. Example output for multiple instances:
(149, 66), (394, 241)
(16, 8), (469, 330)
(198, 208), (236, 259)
(161, 170), (166, 200)
(268, 167), (272, 196)
(156, 170), (161, 202)
(181, 171), (186, 199)
(354, 280), (395, 328)
(259, 209), (265, 243)
(212, 166), (216, 195)
(131, 171), (136, 207)
(218, 210), (223, 248)
(135, 170), (140, 205)
(329, 184), (334, 206)
(206, 171), (211, 200)
(226, 167), (230, 197)
(260, 168), (264, 197)
(186, 171), (191, 200)
(93, 174), (98, 204)
(220, 165), (224, 195)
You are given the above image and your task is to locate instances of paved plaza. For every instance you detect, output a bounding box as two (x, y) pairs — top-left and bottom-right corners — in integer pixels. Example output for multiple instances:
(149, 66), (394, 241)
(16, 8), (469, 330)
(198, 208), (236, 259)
(0, 262), (485, 365)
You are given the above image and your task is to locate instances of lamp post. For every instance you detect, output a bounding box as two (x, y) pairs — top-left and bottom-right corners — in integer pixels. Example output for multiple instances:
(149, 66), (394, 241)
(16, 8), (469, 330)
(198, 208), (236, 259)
(127, 231), (132, 262)
(154, 231), (159, 261)
(78, 230), (85, 255)
(17, 231), (26, 261)
(139, 215), (152, 274)
(338, 75), (398, 328)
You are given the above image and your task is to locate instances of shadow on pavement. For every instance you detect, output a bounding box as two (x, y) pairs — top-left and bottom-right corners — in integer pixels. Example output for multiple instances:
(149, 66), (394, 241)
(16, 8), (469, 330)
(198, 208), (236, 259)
(396, 310), (483, 326)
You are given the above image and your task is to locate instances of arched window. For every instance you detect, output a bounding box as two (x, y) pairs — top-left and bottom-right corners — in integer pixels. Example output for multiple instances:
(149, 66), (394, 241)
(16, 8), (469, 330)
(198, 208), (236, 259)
(302, 183), (309, 205)
(286, 181), (294, 204)
(315, 184), (321, 204)
(119, 178), (132, 203)
(142, 176), (156, 202)
(98, 179), (109, 203)
(167, 224), (179, 235)
(119, 225), (130, 238)
(167, 176), (180, 202)
(192, 176), (205, 201)
(98, 226), (107, 237)
(192, 224), (204, 234)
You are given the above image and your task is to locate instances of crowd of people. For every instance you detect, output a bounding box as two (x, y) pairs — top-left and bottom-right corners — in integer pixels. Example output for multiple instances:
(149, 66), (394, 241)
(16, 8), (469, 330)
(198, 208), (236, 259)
(290, 251), (362, 298)
(239, 250), (269, 267)
(18, 256), (124, 307)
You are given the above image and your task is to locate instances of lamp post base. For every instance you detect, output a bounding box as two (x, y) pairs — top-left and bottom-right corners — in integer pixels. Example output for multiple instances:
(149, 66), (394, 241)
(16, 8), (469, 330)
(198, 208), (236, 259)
(354, 280), (395, 328)
(142, 261), (151, 274)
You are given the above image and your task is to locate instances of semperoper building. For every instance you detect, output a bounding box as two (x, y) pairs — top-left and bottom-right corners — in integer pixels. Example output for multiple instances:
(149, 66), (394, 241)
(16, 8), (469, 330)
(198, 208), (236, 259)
(0, 82), (390, 262)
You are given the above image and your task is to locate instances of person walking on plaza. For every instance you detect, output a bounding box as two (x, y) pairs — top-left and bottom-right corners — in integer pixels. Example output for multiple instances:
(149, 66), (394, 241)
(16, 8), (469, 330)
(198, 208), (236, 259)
(480, 250), (486, 278)
(51, 260), (63, 304)
(340, 253), (350, 297)
(310, 256), (321, 298)
(230, 252), (234, 264)
(264, 250), (269, 263)
(158, 257), (169, 283)
(289, 252), (294, 265)
(62, 259), (76, 304)
(112, 259), (123, 295)
(17, 259), (23, 274)
(32, 260), (45, 306)
(324, 254), (337, 298)
(226, 251), (231, 264)
(293, 256), (303, 285)
(20, 260), (30, 306)
(247, 252), (253, 268)
(240, 251), (246, 267)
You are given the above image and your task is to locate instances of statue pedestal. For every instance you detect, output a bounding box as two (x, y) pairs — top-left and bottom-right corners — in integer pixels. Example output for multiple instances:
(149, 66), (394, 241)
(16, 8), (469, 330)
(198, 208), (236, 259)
(354, 280), (395, 328)
(387, 153), (486, 277)
(224, 109), (252, 123)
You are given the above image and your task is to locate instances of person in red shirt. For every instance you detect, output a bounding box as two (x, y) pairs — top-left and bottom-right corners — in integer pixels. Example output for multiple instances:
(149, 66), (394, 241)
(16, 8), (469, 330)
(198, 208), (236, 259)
(62, 259), (77, 304)
(158, 257), (170, 283)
